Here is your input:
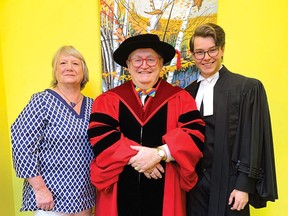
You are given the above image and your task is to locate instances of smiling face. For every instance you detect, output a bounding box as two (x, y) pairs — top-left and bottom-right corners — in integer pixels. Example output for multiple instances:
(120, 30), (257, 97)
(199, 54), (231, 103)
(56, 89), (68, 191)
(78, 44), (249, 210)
(126, 48), (163, 89)
(55, 54), (84, 88)
(192, 36), (224, 78)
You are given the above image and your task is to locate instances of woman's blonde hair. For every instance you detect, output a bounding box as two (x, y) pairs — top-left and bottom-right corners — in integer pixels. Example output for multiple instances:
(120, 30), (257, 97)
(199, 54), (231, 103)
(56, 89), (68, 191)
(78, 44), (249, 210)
(51, 45), (89, 90)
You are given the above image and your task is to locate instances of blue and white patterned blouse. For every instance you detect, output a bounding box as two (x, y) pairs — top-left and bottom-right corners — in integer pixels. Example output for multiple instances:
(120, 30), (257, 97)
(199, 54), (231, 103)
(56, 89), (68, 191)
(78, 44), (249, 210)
(11, 89), (96, 214)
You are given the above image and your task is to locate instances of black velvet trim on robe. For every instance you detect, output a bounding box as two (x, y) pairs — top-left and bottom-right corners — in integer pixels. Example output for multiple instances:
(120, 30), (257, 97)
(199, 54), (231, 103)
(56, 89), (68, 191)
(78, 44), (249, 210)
(117, 101), (167, 216)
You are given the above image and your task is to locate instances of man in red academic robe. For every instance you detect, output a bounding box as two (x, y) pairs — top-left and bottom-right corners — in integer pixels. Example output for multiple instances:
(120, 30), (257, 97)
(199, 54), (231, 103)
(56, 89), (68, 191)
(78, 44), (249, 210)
(88, 34), (205, 216)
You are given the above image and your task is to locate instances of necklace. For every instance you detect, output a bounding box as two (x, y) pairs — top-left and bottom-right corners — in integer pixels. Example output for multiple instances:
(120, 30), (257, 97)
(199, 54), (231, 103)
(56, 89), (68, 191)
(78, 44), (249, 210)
(56, 87), (83, 108)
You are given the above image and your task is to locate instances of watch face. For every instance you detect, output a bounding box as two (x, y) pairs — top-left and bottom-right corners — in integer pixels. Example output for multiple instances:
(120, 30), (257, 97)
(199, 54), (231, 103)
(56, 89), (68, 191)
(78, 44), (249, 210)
(158, 149), (165, 157)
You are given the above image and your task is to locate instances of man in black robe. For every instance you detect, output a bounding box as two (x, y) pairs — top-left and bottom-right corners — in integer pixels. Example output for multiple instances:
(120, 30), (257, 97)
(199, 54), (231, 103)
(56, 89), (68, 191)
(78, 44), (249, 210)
(185, 23), (278, 216)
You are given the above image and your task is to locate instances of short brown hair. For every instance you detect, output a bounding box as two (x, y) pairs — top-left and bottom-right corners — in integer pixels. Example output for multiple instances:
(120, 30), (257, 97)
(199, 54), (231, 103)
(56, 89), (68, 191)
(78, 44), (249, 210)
(190, 23), (225, 52)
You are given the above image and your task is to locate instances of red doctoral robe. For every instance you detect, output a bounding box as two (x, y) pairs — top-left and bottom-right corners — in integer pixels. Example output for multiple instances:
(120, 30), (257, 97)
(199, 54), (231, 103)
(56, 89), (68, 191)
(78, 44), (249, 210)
(88, 79), (205, 216)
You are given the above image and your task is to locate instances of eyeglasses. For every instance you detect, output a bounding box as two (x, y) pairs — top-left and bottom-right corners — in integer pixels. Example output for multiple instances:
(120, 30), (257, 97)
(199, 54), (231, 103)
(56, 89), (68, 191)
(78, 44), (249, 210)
(193, 46), (219, 60)
(128, 56), (160, 67)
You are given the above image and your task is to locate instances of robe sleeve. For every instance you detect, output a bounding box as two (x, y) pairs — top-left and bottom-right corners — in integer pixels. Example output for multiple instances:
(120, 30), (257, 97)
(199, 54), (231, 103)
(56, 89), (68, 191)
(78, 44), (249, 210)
(163, 90), (205, 191)
(233, 78), (278, 207)
(11, 92), (47, 178)
(88, 92), (140, 192)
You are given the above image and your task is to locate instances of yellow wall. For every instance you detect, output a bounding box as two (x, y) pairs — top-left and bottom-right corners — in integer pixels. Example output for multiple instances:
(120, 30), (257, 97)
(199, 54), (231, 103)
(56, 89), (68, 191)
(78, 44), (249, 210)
(0, 28), (15, 216)
(0, 0), (287, 216)
(1, 0), (102, 215)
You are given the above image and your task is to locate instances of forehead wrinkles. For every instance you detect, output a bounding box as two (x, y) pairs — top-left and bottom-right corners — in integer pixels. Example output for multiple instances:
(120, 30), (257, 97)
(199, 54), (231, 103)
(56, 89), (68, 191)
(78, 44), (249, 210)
(59, 55), (80, 61)
(129, 48), (159, 58)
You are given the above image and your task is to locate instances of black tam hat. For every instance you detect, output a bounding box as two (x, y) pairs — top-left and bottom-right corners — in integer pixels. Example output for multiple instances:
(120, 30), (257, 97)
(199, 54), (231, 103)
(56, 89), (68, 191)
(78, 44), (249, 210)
(113, 34), (176, 68)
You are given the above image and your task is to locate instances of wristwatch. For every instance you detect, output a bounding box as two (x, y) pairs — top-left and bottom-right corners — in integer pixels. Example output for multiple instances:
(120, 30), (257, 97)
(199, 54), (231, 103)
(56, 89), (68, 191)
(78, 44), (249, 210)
(157, 147), (166, 161)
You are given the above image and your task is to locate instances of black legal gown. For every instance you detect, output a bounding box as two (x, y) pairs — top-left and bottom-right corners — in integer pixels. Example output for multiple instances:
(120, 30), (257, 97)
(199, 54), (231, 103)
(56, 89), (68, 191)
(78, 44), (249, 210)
(185, 65), (278, 216)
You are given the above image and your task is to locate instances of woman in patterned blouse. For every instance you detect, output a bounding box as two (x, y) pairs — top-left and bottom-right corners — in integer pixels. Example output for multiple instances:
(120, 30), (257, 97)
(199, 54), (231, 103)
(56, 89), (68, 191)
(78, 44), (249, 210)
(11, 46), (96, 216)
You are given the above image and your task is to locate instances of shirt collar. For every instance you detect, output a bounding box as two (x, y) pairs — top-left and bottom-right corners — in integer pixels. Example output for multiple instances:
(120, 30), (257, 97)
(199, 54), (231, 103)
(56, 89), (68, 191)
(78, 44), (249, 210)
(197, 65), (222, 83)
